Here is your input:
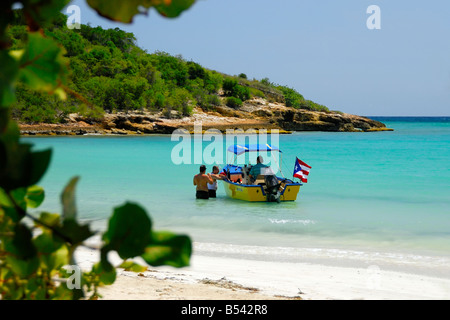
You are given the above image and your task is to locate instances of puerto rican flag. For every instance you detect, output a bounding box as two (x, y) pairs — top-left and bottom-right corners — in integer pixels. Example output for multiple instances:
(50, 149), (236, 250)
(293, 157), (311, 183)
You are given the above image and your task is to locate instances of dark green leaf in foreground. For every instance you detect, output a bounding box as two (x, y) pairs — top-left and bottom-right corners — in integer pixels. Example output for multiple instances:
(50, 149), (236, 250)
(0, 188), (22, 222)
(119, 260), (148, 272)
(22, 0), (71, 30)
(4, 223), (36, 259)
(0, 118), (52, 191)
(25, 185), (45, 209)
(56, 219), (94, 245)
(3, 223), (39, 277)
(28, 149), (52, 186)
(33, 231), (69, 270)
(153, 0), (196, 18)
(87, 0), (195, 23)
(0, 50), (19, 106)
(0, 107), (9, 132)
(0, 135), (32, 192)
(38, 212), (61, 228)
(103, 202), (152, 259)
(141, 231), (192, 268)
(92, 261), (117, 285)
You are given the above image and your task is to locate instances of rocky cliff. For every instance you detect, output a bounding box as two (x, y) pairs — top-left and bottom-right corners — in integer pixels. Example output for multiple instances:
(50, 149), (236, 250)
(19, 98), (392, 136)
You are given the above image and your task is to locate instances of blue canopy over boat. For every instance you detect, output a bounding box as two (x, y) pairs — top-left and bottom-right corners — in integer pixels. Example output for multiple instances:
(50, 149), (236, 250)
(227, 144), (281, 156)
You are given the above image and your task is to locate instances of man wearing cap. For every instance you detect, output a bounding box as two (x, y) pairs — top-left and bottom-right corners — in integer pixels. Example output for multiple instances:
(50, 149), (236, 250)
(193, 165), (214, 199)
(249, 155), (269, 183)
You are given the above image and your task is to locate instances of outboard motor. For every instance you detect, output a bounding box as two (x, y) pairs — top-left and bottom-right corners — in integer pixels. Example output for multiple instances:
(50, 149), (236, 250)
(264, 174), (281, 203)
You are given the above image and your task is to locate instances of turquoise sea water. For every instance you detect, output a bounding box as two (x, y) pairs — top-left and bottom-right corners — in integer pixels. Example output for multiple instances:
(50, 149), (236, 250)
(24, 117), (450, 275)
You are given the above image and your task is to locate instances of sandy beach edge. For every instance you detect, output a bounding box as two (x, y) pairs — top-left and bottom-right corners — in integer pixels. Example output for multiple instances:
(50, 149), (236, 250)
(74, 244), (450, 300)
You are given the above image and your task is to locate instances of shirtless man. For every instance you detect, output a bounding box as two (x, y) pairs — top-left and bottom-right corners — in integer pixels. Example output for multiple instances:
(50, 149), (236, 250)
(193, 165), (214, 199)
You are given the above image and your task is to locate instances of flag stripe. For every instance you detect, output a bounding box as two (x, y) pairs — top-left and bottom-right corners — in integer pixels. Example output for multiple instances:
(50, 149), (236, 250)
(293, 157), (311, 183)
(297, 159), (311, 169)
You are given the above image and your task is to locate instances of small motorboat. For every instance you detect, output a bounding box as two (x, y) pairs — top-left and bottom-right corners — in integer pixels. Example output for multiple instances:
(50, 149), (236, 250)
(221, 144), (303, 202)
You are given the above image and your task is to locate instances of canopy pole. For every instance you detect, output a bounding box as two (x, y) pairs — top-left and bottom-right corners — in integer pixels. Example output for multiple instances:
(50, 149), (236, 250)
(271, 152), (285, 179)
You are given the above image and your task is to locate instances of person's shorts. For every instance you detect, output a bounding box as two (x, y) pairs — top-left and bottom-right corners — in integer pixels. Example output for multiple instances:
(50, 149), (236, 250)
(208, 189), (216, 198)
(196, 190), (209, 199)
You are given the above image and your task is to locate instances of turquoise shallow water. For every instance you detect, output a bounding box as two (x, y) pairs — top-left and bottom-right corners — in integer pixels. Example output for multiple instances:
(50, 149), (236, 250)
(24, 118), (450, 273)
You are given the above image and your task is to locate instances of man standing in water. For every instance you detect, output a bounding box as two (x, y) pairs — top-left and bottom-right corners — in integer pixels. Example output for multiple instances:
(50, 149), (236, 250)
(193, 165), (214, 199)
(207, 165), (224, 198)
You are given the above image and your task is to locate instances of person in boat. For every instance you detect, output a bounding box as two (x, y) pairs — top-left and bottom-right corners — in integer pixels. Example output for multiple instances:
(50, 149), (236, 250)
(194, 165), (214, 199)
(207, 165), (224, 198)
(248, 155), (269, 184)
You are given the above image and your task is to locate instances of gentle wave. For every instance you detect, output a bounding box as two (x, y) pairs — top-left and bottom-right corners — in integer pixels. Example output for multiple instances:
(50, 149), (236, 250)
(268, 218), (316, 225)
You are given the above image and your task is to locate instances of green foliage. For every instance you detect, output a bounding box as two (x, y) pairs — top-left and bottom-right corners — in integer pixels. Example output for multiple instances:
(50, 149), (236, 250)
(187, 61), (206, 80)
(165, 87), (194, 117)
(261, 77), (272, 86)
(276, 84), (330, 112)
(0, 0), (193, 300)
(11, 83), (76, 123)
(226, 96), (243, 109)
(6, 10), (331, 124)
(223, 78), (250, 101)
(275, 84), (329, 112)
(276, 85), (304, 109)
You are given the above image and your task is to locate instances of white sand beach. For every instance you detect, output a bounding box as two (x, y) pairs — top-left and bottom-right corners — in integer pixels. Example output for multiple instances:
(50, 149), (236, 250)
(75, 243), (450, 300)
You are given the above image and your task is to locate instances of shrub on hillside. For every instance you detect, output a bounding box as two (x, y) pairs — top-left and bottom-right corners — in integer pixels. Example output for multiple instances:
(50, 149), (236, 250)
(226, 96), (243, 109)
(223, 78), (250, 101)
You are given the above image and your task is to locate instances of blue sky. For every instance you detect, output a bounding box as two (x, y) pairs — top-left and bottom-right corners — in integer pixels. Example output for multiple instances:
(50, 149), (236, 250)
(68, 0), (450, 116)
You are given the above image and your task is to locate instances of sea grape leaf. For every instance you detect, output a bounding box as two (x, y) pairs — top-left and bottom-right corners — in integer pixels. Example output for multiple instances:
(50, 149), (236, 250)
(52, 282), (73, 300)
(0, 197), (21, 223)
(141, 231), (192, 268)
(92, 261), (117, 285)
(25, 185), (45, 209)
(4, 223), (37, 259)
(56, 219), (94, 246)
(0, 120), (23, 191)
(102, 202), (152, 259)
(22, 0), (71, 30)
(0, 118), (52, 191)
(86, 0), (195, 23)
(0, 187), (10, 206)
(0, 127), (32, 192)
(17, 32), (68, 93)
(61, 176), (79, 220)
(154, 0), (196, 18)
(5, 255), (40, 279)
(0, 107), (9, 133)
(4, 223), (39, 277)
(0, 114), (20, 150)
(28, 149), (52, 187)
(119, 260), (148, 272)
(9, 188), (27, 210)
(38, 212), (61, 228)
(44, 244), (70, 270)
(33, 232), (69, 270)
(0, 50), (19, 107)
(25, 278), (46, 300)
(33, 230), (64, 254)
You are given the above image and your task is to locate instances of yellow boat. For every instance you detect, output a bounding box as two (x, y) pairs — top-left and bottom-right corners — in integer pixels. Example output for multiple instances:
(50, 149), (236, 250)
(221, 144), (302, 202)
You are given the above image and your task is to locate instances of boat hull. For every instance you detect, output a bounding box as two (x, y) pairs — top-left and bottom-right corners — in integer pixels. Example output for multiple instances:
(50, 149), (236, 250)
(222, 179), (301, 202)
